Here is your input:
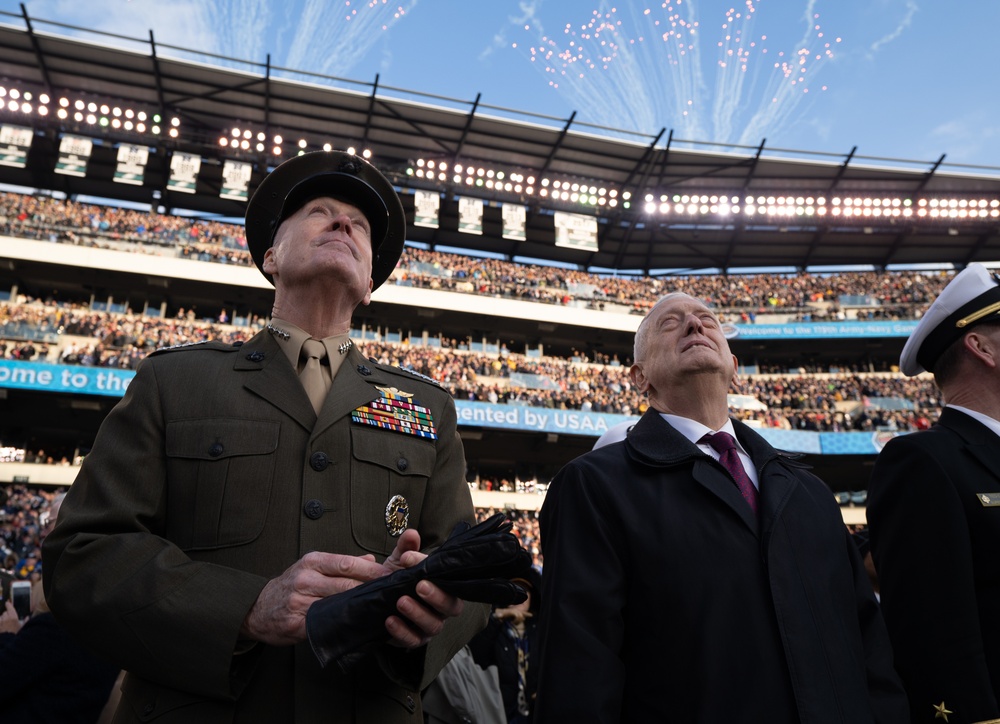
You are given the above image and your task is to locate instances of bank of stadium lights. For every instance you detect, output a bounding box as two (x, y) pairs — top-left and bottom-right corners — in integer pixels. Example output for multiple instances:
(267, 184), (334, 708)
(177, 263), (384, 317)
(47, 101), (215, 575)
(218, 127), (373, 159)
(641, 194), (1000, 221)
(406, 158), (626, 208)
(0, 83), (179, 137)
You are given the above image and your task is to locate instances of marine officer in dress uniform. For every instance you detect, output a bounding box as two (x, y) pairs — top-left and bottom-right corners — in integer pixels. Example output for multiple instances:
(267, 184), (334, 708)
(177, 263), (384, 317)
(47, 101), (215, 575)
(42, 151), (488, 723)
(868, 263), (1000, 724)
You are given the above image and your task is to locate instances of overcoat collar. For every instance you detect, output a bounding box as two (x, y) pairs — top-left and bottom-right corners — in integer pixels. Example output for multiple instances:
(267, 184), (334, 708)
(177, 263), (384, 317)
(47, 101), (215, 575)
(938, 406), (1000, 480)
(624, 409), (797, 536)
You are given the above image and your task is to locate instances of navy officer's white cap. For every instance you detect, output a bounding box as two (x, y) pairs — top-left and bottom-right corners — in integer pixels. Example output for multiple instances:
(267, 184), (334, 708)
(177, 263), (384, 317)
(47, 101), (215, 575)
(592, 419), (637, 450)
(900, 263), (1000, 376)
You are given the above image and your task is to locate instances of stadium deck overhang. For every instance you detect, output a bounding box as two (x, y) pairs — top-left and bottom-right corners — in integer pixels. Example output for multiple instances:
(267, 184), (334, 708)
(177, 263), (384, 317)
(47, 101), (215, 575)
(2, 13), (1000, 274)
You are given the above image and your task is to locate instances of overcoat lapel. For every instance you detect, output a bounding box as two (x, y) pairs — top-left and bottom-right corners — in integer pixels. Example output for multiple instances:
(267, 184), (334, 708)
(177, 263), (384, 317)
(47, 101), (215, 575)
(627, 410), (759, 535)
(733, 423), (796, 537)
(940, 407), (1000, 484)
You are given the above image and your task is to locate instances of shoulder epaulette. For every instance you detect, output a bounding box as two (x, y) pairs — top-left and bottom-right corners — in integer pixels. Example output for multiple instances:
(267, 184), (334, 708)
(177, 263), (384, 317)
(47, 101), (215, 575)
(367, 357), (446, 389)
(148, 340), (239, 357)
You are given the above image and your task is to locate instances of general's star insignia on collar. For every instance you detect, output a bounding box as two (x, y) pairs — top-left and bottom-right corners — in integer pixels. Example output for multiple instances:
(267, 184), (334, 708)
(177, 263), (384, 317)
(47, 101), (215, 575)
(933, 701), (952, 722)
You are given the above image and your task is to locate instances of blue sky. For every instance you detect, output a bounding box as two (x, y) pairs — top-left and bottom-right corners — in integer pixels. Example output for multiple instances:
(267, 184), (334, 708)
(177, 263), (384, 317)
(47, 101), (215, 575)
(3, 0), (999, 171)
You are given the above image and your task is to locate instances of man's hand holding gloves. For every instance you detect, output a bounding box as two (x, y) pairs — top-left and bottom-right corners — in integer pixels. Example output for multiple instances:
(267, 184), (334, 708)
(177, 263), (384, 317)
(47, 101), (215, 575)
(306, 513), (532, 668)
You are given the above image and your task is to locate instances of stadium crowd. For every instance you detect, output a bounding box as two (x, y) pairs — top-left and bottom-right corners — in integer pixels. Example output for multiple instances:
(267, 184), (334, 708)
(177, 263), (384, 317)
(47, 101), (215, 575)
(1, 298), (942, 433)
(1, 189), (955, 320)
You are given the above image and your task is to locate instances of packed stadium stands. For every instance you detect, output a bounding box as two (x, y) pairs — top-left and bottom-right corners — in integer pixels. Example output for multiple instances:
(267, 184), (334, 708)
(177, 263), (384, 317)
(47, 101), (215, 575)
(3, 14), (1000, 560)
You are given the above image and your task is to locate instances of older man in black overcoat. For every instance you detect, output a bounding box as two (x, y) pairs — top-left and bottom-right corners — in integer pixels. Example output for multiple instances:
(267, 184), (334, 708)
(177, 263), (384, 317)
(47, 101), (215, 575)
(535, 292), (908, 724)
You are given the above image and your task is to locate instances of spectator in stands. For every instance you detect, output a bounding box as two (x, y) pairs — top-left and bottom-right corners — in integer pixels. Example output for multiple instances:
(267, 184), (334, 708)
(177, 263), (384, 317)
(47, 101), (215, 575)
(0, 494), (119, 724)
(470, 567), (542, 723)
(42, 152), (486, 723)
(535, 292), (908, 723)
(868, 263), (1000, 724)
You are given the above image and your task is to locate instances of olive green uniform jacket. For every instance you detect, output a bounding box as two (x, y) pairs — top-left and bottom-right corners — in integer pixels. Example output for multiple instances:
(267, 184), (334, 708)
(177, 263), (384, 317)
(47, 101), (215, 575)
(42, 330), (487, 723)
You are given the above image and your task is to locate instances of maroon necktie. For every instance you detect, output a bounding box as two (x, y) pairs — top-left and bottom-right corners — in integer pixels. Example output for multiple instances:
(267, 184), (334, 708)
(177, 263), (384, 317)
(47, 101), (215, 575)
(699, 432), (759, 514)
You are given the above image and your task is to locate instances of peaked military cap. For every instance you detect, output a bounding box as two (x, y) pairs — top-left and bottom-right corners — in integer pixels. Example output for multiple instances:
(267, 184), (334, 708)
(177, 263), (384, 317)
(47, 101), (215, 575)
(900, 263), (1000, 375)
(245, 151), (406, 290)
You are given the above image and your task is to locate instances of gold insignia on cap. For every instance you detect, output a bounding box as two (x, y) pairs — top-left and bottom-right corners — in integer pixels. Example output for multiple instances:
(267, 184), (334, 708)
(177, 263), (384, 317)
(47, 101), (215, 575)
(957, 300), (1000, 328)
(385, 494), (409, 537)
(933, 701), (952, 722)
(978, 493), (1000, 507)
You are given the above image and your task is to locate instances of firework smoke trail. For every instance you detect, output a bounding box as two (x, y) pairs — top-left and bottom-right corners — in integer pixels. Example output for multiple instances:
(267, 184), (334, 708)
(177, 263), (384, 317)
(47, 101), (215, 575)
(284, 0), (417, 78)
(519, 1), (708, 138)
(203, 0), (271, 67)
(515, 0), (839, 147)
(711, 2), (760, 146)
(731, 1), (839, 145)
(644, 0), (709, 140)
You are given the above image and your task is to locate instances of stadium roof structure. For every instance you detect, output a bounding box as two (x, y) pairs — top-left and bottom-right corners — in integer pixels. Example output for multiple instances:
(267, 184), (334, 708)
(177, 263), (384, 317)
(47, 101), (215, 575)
(2, 11), (1000, 274)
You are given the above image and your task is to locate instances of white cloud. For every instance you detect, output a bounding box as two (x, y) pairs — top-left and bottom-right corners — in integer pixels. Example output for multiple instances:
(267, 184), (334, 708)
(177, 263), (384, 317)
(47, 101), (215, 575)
(927, 115), (1000, 165)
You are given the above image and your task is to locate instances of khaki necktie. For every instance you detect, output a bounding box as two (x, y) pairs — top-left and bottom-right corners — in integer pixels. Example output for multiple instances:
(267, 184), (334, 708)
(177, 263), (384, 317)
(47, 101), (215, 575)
(299, 339), (328, 415)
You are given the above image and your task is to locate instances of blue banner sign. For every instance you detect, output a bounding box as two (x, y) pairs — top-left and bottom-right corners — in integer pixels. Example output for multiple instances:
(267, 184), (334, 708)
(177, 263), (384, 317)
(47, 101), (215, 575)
(0, 360), (906, 455)
(726, 321), (918, 339)
(0, 361), (133, 396)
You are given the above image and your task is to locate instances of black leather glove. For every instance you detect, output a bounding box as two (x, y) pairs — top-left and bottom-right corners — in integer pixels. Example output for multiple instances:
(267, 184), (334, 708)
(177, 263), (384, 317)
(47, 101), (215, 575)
(306, 513), (533, 669)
